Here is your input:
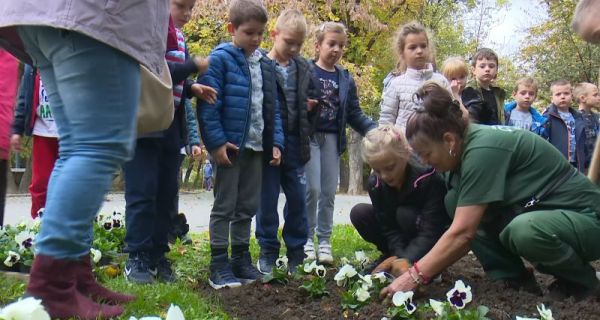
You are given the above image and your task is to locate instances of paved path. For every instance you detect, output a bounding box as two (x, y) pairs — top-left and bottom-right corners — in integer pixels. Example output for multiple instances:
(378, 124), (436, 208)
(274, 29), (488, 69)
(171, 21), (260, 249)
(4, 191), (370, 232)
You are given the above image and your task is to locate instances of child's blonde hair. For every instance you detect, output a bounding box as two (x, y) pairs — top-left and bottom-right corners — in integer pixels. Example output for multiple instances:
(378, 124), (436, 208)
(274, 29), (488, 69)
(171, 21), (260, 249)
(275, 9), (307, 36)
(362, 125), (412, 164)
(392, 21), (431, 75)
(314, 22), (347, 59)
(573, 82), (596, 104)
(513, 77), (539, 95)
(441, 57), (468, 80)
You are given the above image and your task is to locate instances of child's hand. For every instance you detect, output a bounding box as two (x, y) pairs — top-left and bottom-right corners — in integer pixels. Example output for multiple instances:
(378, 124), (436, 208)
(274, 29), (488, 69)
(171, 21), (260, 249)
(194, 56), (210, 74)
(270, 147), (281, 166)
(212, 142), (239, 167)
(191, 84), (217, 104)
(10, 134), (21, 152)
(191, 145), (202, 161)
(450, 79), (461, 100)
(307, 99), (318, 112)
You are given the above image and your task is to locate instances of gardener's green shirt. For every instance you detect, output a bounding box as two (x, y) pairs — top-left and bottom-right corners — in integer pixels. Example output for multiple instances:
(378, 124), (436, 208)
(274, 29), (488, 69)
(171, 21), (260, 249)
(444, 124), (600, 225)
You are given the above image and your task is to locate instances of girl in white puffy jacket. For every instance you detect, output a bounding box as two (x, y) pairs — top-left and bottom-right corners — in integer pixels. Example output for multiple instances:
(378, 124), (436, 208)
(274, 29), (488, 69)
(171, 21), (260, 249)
(378, 21), (450, 131)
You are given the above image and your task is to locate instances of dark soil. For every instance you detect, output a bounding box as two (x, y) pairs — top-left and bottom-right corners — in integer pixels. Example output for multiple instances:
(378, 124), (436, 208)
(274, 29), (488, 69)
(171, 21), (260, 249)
(199, 256), (600, 320)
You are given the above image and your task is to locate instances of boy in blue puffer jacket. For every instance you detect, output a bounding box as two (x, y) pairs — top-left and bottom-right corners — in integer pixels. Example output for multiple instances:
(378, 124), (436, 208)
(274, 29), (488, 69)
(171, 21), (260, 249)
(504, 77), (547, 135)
(196, 0), (284, 290)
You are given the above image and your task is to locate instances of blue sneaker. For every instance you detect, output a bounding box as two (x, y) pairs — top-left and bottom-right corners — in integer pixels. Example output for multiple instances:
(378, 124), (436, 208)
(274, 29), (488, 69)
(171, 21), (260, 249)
(124, 252), (155, 284)
(209, 260), (242, 290)
(150, 256), (176, 283)
(231, 251), (263, 284)
(256, 250), (278, 275)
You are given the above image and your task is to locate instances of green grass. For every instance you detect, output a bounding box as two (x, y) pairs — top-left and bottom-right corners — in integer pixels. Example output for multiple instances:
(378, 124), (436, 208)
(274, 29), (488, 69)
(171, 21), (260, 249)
(0, 225), (375, 319)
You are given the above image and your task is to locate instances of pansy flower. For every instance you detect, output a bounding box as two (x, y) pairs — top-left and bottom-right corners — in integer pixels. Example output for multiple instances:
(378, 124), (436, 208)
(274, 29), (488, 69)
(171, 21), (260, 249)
(429, 299), (445, 316)
(355, 251), (369, 268)
(275, 256), (288, 270)
(303, 260), (318, 273)
(334, 264), (357, 286)
(314, 265), (327, 278)
(0, 297), (50, 320)
(392, 291), (416, 314)
(537, 304), (553, 320)
(4, 251), (20, 267)
(355, 285), (370, 302)
(14, 231), (35, 251)
(101, 215), (113, 231)
(446, 280), (472, 309)
(112, 211), (123, 228)
(90, 248), (102, 264)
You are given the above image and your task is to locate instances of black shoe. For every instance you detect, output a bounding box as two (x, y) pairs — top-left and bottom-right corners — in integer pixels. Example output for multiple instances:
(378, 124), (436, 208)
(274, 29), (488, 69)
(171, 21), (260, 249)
(150, 257), (176, 283)
(231, 251), (263, 284)
(501, 268), (542, 296)
(547, 278), (599, 301)
(256, 250), (278, 275)
(124, 252), (154, 284)
(209, 256), (242, 290)
(286, 248), (306, 274)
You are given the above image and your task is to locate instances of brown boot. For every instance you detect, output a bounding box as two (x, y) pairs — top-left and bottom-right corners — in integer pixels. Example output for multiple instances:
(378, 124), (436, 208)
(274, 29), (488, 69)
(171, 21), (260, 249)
(26, 254), (123, 319)
(76, 255), (136, 304)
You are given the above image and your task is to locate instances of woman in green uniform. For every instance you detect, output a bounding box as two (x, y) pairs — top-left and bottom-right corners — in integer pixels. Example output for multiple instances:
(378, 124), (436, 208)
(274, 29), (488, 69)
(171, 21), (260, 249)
(381, 81), (600, 300)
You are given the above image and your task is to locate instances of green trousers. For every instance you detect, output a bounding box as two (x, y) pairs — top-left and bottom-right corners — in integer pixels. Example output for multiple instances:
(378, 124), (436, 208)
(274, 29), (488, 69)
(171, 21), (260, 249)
(470, 209), (600, 289)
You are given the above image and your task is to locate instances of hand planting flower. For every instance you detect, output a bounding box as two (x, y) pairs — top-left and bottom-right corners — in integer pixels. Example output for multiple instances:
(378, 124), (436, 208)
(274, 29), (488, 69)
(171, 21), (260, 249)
(3, 251), (20, 267)
(392, 291), (416, 314)
(275, 256), (288, 270)
(334, 264), (358, 287)
(446, 280), (472, 309)
(0, 297), (51, 320)
(14, 231), (34, 251)
(90, 248), (102, 264)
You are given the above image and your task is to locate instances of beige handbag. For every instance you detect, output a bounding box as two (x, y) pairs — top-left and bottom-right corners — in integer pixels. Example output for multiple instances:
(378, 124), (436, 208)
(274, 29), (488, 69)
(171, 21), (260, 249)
(137, 59), (174, 134)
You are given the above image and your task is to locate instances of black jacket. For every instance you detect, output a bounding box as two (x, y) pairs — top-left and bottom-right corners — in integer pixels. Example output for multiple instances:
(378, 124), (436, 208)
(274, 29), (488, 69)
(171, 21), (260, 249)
(273, 56), (319, 165)
(367, 162), (450, 262)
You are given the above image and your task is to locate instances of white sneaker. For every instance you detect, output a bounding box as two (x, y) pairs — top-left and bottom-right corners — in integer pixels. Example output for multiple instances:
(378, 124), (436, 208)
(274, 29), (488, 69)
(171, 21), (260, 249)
(317, 240), (333, 265)
(304, 239), (316, 260)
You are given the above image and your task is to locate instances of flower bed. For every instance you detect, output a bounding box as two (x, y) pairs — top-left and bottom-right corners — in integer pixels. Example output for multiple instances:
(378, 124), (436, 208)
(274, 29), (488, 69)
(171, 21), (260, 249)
(200, 254), (600, 319)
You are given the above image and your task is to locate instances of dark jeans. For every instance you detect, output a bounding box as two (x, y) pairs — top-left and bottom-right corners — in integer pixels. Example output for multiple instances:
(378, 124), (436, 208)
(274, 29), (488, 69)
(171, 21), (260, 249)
(256, 137), (308, 253)
(124, 136), (181, 259)
(349, 203), (388, 254)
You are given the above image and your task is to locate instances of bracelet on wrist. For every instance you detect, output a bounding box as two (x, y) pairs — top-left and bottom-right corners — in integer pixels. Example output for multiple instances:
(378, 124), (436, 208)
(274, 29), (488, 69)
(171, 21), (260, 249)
(413, 261), (431, 285)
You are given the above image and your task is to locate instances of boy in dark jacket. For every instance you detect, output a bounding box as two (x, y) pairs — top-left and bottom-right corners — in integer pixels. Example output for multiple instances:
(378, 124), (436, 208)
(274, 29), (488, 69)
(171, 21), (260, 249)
(197, 0), (284, 289)
(255, 9), (319, 274)
(573, 82), (600, 172)
(350, 125), (449, 276)
(542, 79), (588, 172)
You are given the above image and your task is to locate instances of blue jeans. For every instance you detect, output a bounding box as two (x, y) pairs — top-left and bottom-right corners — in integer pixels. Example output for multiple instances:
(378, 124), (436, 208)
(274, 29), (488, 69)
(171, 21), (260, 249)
(18, 26), (140, 259)
(255, 136), (308, 253)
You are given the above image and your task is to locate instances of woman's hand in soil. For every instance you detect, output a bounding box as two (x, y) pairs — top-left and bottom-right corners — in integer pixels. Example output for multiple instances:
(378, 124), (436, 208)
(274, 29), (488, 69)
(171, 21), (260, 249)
(379, 271), (418, 299)
(371, 256), (397, 274)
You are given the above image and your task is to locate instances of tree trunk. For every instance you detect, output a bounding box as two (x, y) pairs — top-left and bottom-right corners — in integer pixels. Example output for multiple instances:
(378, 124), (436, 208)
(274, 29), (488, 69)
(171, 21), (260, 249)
(347, 129), (364, 195)
(6, 163), (18, 194)
(339, 154), (349, 194)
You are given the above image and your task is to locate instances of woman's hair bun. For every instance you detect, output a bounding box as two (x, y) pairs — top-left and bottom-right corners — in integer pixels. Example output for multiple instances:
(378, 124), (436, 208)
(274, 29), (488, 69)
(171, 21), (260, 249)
(413, 81), (461, 118)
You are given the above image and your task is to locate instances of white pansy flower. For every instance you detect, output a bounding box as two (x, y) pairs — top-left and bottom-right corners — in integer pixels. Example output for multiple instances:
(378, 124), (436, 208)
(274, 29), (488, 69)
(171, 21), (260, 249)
(4, 251), (20, 267)
(0, 297), (51, 320)
(90, 248), (102, 264)
(275, 256), (288, 270)
(446, 280), (472, 309)
(303, 260), (318, 274)
(339, 257), (350, 265)
(315, 265), (327, 278)
(166, 304), (185, 320)
(355, 251), (369, 266)
(358, 274), (373, 289)
(355, 285), (370, 302)
(334, 264), (357, 286)
(537, 304), (553, 320)
(429, 299), (445, 316)
(515, 317), (539, 320)
(392, 291), (416, 314)
(14, 231), (35, 251)
(372, 272), (389, 284)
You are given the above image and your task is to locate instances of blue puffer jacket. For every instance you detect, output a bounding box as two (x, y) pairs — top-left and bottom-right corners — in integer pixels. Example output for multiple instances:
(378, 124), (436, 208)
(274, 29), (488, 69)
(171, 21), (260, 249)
(309, 61), (376, 155)
(196, 43), (284, 158)
(504, 101), (547, 136)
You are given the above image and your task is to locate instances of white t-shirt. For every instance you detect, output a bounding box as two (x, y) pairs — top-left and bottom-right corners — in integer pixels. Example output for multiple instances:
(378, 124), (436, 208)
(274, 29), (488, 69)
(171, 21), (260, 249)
(508, 109), (533, 130)
(32, 80), (58, 138)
